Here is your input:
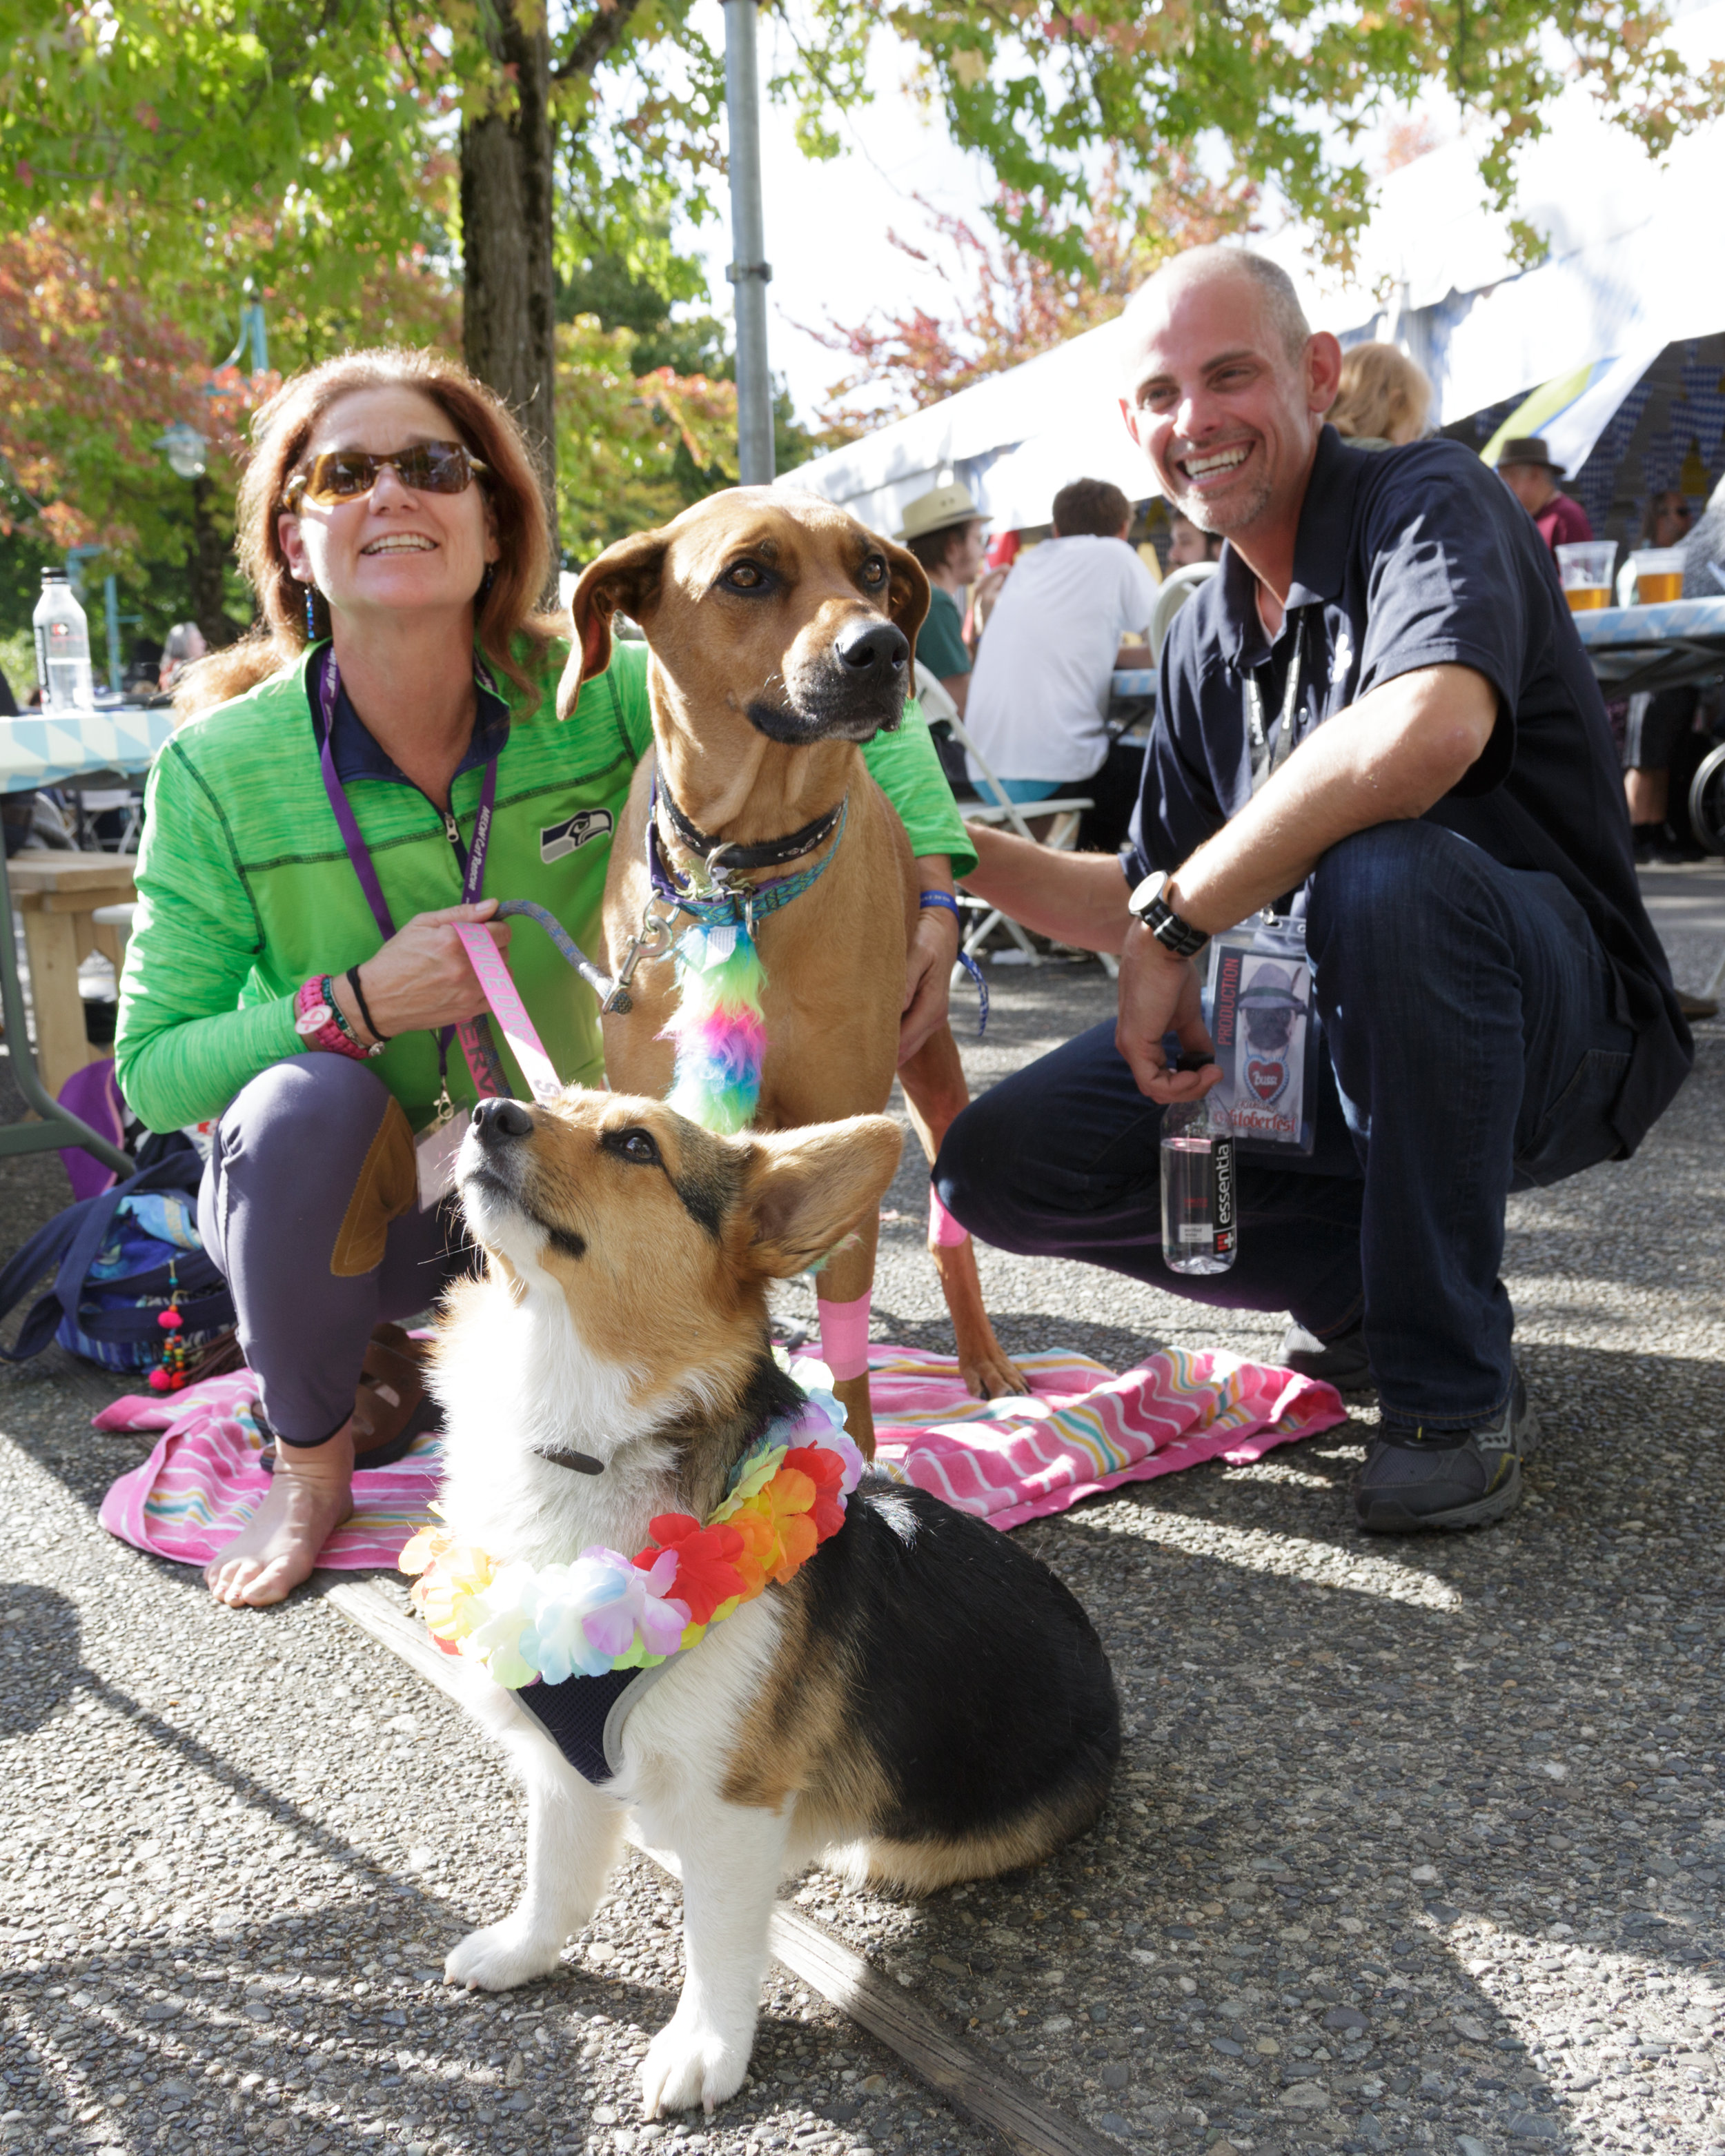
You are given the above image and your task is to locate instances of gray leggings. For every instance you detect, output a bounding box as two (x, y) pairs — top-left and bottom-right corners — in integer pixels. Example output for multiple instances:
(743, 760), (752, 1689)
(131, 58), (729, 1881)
(197, 1054), (471, 1447)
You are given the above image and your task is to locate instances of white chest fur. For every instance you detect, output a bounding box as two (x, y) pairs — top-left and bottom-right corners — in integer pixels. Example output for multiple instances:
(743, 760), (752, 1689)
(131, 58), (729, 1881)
(432, 1266), (682, 1569)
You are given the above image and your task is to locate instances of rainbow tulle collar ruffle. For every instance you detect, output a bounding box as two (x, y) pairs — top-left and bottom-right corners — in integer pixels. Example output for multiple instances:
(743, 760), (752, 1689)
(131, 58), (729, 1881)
(400, 1357), (862, 1690)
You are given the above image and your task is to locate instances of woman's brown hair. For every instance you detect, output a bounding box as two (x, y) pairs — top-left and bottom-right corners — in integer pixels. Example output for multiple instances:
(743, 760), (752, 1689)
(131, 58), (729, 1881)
(177, 348), (558, 716)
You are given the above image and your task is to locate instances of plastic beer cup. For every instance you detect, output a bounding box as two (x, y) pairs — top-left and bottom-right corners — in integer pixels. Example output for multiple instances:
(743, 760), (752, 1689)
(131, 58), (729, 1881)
(1555, 540), (1617, 611)
(1632, 546), (1686, 604)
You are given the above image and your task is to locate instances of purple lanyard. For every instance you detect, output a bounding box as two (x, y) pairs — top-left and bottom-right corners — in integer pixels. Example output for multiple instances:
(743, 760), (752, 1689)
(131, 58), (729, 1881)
(313, 646), (508, 1097)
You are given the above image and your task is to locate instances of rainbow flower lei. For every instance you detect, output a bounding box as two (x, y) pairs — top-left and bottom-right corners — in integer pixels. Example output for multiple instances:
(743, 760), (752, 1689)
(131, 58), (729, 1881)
(400, 1357), (863, 1690)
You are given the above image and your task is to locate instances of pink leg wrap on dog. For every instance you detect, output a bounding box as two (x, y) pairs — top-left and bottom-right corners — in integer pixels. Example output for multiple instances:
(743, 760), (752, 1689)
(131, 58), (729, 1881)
(929, 1187), (970, 1247)
(817, 1293), (872, 1382)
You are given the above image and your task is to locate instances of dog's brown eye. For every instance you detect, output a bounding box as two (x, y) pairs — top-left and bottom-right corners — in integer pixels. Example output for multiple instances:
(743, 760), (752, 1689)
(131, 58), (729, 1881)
(615, 1129), (660, 1166)
(860, 556), (887, 588)
(724, 563), (764, 590)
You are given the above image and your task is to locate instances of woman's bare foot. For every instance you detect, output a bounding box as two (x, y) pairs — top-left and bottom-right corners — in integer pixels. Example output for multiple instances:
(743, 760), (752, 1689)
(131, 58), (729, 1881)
(205, 1424), (356, 1608)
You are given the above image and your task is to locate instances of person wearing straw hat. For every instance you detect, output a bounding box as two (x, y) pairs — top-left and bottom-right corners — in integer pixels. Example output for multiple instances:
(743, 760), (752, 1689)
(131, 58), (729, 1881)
(898, 480), (988, 715)
(1495, 436), (1593, 555)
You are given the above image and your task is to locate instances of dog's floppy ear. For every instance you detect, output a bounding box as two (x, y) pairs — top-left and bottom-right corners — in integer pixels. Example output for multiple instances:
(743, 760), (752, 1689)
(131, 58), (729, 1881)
(560, 528), (670, 718)
(872, 530), (930, 658)
(738, 1116), (903, 1279)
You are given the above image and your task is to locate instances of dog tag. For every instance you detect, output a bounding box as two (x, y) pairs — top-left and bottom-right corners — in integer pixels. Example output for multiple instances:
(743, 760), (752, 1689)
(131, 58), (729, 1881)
(416, 1111), (466, 1211)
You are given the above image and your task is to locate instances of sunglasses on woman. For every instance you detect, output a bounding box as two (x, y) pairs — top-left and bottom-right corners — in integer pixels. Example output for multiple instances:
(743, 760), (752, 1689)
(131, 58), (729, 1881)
(284, 440), (488, 510)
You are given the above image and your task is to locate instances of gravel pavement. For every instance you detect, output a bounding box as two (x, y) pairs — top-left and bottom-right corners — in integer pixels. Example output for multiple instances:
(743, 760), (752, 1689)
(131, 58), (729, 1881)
(1, 864), (1721, 2156)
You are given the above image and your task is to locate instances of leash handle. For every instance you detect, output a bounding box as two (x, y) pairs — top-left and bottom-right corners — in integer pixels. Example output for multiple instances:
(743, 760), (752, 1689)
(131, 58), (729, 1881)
(454, 924), (565, 1105)
(918, 890), (989, 1038)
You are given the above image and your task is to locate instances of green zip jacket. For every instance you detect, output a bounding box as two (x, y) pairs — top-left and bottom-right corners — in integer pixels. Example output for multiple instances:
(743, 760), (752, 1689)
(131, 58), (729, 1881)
(115, 637), (976, 1134)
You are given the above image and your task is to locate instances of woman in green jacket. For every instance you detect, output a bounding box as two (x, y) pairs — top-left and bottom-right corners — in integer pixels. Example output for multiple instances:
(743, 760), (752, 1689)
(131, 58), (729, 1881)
(117, 348), (972, 1611)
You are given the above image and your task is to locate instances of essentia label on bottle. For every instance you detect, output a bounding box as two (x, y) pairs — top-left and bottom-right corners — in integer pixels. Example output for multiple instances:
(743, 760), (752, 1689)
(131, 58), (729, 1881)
(1214, 1136), (1236, 1253)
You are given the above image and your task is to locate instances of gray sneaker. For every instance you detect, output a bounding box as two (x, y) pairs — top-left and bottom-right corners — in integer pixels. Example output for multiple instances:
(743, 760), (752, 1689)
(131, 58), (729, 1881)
(1353, 1374), (1540, 1533)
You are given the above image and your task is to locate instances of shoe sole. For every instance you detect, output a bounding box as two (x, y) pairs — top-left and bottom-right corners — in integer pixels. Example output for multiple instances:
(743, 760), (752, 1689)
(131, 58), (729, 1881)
(1354, 1398), (1541, 1534)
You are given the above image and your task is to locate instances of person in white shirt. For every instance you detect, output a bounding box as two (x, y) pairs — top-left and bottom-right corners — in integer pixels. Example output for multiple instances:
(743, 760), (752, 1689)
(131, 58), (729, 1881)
(963, 478), (1159, 852)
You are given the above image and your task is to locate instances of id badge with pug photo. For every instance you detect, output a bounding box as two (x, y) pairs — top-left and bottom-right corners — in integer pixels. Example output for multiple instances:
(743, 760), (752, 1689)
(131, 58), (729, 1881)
(1205, 919), (1319, 1155)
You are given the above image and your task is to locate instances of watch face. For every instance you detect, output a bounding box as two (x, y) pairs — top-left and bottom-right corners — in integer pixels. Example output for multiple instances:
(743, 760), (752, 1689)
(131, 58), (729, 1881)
(1131, 871), (1170, 919)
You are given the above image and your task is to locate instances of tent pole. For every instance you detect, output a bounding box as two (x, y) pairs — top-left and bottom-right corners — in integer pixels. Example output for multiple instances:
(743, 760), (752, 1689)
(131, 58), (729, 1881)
(724, 0), (773, 486)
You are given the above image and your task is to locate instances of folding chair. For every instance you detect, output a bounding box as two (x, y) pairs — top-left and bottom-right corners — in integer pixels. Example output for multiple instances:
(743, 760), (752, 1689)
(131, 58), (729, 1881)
(914, 662), (1110, 976)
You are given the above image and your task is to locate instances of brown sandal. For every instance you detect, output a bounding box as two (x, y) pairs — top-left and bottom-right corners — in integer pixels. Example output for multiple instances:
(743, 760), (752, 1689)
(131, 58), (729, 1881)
(351, 1323), (440, 1464)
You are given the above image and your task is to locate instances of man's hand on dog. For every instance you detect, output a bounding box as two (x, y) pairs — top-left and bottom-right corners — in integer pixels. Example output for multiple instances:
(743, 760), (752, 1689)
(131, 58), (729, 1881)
(344, 900), (512, 1043)
(1115, 923), (1221, 1102)
(899, 893), (959, 1065)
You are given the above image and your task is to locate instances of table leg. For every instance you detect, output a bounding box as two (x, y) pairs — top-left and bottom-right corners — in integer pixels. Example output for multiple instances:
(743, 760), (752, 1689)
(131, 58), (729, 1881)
(0, 847), (132, 1172)
(21, 906), (95, 1096)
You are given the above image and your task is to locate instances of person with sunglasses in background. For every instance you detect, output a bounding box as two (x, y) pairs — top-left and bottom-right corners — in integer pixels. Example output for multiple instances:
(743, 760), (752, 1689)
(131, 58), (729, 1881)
(115, 350), (971, 1609)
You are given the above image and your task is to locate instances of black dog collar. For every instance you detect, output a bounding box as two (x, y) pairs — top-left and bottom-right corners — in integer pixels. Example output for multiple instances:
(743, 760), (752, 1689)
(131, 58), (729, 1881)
(533, 1443), (606, 1476)
(657, 769), (845, 882)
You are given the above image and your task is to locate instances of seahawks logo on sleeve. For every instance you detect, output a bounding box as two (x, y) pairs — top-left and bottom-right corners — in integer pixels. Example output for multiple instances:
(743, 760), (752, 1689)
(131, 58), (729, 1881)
(540, 809), (614, 863)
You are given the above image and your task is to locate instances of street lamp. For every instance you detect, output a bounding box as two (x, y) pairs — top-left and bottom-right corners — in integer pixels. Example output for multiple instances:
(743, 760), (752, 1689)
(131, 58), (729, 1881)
(155, 423), (209, 481)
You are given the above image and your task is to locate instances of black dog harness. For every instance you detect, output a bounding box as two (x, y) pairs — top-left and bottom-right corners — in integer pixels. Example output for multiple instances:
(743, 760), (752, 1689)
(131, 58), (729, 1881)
(514, 1663), (671, 1786)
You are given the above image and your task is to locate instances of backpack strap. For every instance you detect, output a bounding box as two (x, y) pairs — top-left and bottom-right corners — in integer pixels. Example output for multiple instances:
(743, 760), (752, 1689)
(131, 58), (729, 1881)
(0, 1205), (91, 1362)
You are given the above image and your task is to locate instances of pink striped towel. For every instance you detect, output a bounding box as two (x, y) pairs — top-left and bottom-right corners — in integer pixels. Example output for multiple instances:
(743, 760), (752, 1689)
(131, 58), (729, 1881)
(95, 1345), (1346, 1569)
(95, 1375), (446, 1571)
(869, 1343), (1345, 1530)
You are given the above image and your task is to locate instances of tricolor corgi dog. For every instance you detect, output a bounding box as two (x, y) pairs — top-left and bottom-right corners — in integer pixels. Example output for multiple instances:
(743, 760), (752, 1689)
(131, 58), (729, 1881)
(420, 1089), (1119, 2119)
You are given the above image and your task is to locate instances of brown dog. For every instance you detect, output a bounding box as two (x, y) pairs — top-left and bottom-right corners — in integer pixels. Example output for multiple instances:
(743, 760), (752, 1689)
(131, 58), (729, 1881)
(562, 487), (1025, 1454)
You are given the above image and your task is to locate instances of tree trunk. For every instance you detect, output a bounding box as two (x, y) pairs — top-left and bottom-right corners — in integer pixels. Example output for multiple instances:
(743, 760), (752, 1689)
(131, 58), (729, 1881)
(188, 475), (229, 648)
(460, 1), (558, 549)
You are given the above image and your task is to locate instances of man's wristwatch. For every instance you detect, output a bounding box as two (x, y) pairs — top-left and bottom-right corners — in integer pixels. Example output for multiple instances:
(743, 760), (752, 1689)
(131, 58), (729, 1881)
(1127, 869), (1210, 960)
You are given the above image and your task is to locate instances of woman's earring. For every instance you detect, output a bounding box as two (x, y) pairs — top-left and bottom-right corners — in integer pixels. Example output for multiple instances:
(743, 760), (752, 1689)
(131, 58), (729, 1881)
(480, 563), (495, 599)
(304, 584), (318, 638)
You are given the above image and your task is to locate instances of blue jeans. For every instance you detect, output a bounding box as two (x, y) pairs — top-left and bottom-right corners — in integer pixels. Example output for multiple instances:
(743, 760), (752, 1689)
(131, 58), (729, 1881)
(936, 822), (1639, 1428)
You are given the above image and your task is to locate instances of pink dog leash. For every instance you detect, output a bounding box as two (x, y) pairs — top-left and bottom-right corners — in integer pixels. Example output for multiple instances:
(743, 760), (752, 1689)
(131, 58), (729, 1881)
(459, 909), (883, 1385)
(454, 923), (565, 1105)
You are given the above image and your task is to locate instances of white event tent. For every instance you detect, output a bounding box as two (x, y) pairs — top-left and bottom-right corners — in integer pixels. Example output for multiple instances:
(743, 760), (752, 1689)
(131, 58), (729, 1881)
(780, 0), (1725, 535)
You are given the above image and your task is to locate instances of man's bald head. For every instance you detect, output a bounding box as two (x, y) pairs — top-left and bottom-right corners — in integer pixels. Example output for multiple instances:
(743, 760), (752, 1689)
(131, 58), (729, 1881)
(1122, 246), (1312, 374)
(1114, 243), (1340, 562)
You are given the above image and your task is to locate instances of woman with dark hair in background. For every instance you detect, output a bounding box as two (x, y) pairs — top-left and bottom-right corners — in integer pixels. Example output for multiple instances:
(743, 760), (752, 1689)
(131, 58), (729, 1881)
(117, 348), (972, 1607)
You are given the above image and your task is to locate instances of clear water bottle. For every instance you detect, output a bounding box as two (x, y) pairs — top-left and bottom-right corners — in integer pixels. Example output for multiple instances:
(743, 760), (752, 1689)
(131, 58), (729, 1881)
(33, 568), (94, 711)
(1160, 1092), (1237, 1276)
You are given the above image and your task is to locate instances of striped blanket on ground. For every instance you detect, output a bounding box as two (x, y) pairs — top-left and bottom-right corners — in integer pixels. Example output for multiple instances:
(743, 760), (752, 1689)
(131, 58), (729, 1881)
(95, 1345), (1346, 1570)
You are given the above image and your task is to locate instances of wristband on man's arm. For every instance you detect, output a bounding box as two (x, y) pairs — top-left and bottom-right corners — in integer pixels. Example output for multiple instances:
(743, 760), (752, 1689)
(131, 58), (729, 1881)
(916, 889), (989, 1039)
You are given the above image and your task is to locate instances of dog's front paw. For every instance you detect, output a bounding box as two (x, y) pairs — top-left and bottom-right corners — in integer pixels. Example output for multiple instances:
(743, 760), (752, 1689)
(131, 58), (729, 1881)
(640, 2008), (753, 2117)
(444, 1918), (564, 1992)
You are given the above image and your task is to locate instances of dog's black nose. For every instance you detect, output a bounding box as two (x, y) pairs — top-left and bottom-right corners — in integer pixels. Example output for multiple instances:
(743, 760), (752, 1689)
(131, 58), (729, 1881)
(834, 619), (909, 677)
(471, 1096), (534, 1140)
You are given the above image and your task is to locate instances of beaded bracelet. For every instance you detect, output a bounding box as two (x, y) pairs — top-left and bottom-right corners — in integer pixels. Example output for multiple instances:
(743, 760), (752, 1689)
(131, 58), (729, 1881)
(323, 975), (386, 1059)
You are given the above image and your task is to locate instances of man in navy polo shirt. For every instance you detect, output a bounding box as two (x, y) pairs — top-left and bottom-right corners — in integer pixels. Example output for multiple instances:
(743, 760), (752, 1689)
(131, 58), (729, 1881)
(936, 245), (1691, 1534)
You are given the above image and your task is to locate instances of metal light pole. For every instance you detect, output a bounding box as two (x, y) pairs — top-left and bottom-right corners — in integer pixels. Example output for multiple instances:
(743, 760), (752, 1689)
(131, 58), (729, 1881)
(724, 0), (773, 486)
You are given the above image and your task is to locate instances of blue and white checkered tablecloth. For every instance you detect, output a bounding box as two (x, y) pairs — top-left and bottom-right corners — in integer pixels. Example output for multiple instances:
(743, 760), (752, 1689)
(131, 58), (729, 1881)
(1570, 595), (1725, 649)
(0, 705), (175, 795)
(1571, 596), (1725, 691)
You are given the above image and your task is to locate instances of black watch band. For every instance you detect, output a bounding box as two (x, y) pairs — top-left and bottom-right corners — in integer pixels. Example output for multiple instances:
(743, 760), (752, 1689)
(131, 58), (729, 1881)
(1127, 871), (1210, 960)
